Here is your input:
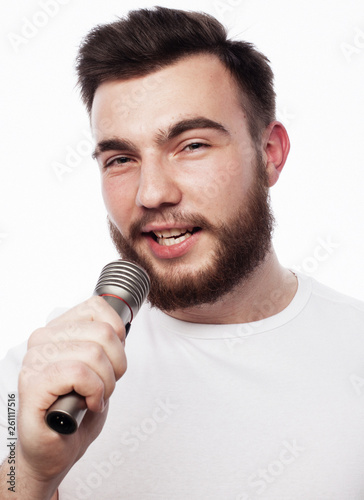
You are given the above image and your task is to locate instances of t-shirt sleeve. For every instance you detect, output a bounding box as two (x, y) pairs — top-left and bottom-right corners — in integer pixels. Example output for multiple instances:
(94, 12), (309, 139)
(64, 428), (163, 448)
(0, 343), (27, 464)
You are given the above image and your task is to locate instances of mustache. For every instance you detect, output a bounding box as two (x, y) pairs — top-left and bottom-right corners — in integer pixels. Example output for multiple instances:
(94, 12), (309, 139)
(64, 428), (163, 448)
(125, 209), (217, 241)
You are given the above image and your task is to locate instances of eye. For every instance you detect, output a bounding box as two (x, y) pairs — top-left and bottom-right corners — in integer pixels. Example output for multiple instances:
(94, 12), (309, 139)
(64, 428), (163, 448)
(105, 156), (133, 168)
(183, 142), (210, 152)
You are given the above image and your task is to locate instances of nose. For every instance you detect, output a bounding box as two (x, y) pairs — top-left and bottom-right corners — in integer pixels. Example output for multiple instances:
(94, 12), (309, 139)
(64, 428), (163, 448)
(136, 154), (182, 209)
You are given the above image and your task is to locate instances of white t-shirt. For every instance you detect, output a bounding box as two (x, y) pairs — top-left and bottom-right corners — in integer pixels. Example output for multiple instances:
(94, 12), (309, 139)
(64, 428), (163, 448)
(1, 273), (364, 499)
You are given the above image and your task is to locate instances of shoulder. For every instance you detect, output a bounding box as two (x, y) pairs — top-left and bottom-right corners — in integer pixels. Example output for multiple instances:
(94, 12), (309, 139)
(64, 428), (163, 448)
(309, 277), (364, 311)
(0, 342), (26, 434)
(301, 274), (364, 327)
(0, 342), (27, 390)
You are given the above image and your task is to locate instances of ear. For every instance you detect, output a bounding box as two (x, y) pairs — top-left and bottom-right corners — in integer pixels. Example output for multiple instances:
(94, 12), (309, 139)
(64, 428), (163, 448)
(261, 121), (290, 187)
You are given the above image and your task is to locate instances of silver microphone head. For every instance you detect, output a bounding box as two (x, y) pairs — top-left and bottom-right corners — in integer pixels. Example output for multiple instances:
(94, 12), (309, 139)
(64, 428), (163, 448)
(94, 259), (150, 326)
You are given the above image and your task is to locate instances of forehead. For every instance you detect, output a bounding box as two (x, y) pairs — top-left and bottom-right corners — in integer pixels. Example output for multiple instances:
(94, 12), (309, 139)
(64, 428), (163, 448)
(91, 54), (247, 138)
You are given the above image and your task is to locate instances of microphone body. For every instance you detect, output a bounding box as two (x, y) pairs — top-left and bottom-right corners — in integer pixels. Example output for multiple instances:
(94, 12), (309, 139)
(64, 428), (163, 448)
(45, 259), (150, 435)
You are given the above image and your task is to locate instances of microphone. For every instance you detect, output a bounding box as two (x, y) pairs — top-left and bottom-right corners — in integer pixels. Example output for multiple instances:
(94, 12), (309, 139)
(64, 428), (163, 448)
(45, 259), (150, 435)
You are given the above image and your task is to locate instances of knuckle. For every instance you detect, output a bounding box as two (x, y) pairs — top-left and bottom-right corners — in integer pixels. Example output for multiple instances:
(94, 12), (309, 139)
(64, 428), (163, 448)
(107, 377), (116, 396)
(87, 341), (105, 363)
(104, 376), (116, 400)
(89, 295), (105, 306)
(118, 363), (127, 379)
(18, 363), (34, 390)
(87, 295), (104, 309)
(22, 345), (52, 374)
(28, 327), (48, 347)
(65, 360), (89, 381)
(115, 354), (127, 380)
(97, 321), (116, 342)
(81, 295), (105, 315)
(57, 322), (81, 340)
(93, 379), (105, 400)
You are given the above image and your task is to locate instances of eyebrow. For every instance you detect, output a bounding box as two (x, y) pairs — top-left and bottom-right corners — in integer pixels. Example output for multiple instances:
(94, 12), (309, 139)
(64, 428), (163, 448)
(92, 117), (230, 160)
(156, 117), (230, 145)
(92, 138), (139, 160)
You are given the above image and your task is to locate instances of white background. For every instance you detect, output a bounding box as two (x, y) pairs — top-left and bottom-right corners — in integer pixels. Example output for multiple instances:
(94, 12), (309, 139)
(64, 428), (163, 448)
(0, 0), (363, 359)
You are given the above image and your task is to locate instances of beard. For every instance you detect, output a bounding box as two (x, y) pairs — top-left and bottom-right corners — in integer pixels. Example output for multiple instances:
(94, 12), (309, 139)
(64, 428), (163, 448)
(108, 152), (275, 312)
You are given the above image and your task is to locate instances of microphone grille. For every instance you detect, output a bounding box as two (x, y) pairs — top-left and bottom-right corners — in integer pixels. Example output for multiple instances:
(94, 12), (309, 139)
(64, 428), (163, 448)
(94, 260), (150, 315)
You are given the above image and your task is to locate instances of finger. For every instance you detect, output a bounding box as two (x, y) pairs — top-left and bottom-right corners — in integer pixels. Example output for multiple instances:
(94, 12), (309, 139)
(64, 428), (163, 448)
(19, 359), (107, 415)
(24, 336), (127, 399)
(28, 321), (126, 380)
(29, 344), (120, 402)
(47, 295), (125, 340)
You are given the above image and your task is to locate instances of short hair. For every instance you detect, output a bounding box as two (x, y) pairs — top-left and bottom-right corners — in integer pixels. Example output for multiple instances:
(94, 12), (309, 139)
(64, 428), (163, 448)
(76, 6), (276, 143)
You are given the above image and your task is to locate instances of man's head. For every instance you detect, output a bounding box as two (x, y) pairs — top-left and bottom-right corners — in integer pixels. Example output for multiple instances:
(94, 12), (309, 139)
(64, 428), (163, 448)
(76, 7), (290, 313)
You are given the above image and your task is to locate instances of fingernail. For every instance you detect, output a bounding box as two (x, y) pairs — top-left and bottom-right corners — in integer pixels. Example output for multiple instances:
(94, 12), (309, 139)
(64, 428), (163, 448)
(99, 398), (105, 412)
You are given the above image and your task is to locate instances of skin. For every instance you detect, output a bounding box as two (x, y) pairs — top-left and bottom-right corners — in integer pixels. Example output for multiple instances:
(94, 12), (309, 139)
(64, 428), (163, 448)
(0, 54), (296, 498)
(92, 54), (296, 323)
(0, 297), (126, 499)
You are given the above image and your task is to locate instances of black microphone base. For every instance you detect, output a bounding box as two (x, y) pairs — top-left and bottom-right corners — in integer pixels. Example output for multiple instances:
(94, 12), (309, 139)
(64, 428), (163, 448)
(45, 391), (87, 434)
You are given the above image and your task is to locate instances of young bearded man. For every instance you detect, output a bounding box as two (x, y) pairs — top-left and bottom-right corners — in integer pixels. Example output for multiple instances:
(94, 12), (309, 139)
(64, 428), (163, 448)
(0, 6), (363, 499)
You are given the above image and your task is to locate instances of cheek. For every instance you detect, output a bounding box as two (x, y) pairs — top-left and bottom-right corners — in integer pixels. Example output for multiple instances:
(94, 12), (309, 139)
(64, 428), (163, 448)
(101, 178), (136, 227)
(190, 163), (250, 214)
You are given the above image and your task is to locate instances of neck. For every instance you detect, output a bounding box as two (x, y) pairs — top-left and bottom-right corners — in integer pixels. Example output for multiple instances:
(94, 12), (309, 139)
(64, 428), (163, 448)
(166, 248), (298, 324)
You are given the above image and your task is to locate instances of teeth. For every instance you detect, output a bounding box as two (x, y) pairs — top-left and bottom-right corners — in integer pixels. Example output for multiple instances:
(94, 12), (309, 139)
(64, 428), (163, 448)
(157, 232), (193, 246)
(153, 227), (194, 239)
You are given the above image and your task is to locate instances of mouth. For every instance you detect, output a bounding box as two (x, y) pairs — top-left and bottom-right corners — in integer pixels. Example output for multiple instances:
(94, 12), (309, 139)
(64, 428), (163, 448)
(146, 227), (202, 246)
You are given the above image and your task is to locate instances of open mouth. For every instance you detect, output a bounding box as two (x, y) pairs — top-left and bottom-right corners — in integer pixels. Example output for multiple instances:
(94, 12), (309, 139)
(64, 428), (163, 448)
(148, 227), (201, 246)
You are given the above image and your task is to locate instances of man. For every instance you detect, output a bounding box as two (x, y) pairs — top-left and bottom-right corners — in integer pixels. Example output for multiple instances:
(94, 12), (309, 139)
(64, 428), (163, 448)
(0, 6), (363, 499)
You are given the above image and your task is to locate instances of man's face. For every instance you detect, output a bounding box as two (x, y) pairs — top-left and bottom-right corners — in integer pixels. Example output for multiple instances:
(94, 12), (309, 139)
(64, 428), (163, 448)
(91, 54), (274, 311)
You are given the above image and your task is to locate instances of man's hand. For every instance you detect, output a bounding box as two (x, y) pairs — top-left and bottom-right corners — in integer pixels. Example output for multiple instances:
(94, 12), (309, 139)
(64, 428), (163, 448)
(3, 295), (127, 499)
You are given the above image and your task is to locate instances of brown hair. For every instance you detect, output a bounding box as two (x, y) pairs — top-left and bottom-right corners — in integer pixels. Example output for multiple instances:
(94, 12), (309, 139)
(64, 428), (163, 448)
(76, 6), (276, 143)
